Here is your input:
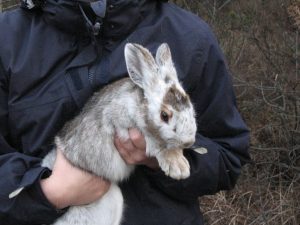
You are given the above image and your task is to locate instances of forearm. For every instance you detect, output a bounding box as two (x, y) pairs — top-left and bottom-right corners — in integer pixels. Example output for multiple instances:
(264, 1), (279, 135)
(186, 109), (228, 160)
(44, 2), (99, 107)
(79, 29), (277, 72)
(0, 56), (65, 224)
(0, 153), (65, 225)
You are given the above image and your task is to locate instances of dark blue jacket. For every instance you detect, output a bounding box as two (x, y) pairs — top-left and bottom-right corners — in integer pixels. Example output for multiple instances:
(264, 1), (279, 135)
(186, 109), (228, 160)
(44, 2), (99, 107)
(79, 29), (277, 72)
(0, 0), (250, 224)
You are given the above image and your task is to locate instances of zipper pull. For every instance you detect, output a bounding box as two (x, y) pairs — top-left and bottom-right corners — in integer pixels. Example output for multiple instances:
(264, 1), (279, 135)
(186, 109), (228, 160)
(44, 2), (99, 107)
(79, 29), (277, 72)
(93, 20), (102, 36)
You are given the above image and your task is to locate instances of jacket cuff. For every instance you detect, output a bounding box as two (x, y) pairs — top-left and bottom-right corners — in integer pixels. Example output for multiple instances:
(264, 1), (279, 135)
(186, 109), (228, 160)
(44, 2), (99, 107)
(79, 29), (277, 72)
(140, 156), (203, 203)
(12, 168), (68, 224)
(31, 168), (69, 215)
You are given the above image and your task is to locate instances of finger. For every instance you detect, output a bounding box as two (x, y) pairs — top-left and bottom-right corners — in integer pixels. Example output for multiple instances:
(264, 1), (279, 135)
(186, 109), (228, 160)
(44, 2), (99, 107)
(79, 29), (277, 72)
(114, 137), (128, 155)
(133, 152), (148, 163)
(129, 128), (146, 150)
(115, 137), (148, 165)
(114, 137), (132, 161)
(117, 136), (136, 153)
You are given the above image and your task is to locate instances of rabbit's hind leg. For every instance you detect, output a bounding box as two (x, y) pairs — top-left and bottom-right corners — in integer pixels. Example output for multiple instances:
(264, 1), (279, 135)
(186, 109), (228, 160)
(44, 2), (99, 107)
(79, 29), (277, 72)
(52, 184), (123, 225)
(90, 183), (124, 225)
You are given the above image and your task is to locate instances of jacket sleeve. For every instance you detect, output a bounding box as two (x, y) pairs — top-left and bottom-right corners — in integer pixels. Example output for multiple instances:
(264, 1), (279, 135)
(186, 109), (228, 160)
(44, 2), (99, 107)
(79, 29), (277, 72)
(0, 59), (65, 225)
(143, 28), (251, 202)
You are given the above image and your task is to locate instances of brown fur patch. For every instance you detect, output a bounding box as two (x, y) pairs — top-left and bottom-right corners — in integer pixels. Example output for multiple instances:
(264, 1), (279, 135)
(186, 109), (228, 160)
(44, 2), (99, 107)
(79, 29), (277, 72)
(145, 116), (167, 149)
(161, 105), (173, 119)
(163, 84), (190, 111)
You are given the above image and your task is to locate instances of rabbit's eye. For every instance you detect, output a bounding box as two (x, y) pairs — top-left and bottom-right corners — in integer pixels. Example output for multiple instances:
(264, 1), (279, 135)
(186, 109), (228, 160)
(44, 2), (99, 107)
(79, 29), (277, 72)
(160, 111), (169, 123)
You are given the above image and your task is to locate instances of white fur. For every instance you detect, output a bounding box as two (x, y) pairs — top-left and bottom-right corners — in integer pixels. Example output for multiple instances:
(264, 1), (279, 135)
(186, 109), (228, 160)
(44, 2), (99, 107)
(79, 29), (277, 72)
(42, 43), (197, 225)
(53, 185), (123, 225)
(24, 0), (35, 9)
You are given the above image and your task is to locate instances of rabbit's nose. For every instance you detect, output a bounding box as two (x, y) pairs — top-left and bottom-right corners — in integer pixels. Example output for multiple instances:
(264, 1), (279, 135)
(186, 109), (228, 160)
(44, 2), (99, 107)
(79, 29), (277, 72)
(184, 142), (193, 148)
(183, 140), (194, 148)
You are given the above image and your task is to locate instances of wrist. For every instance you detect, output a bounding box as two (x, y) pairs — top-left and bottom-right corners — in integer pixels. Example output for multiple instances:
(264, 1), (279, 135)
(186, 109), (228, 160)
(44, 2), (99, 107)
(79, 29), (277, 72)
(142, 157), (159, 170)
(40, 176), (68, 209)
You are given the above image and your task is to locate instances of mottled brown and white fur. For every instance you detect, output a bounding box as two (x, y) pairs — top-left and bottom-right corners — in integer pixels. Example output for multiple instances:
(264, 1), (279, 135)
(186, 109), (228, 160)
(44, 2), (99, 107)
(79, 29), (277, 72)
(42, 43), (197, 225)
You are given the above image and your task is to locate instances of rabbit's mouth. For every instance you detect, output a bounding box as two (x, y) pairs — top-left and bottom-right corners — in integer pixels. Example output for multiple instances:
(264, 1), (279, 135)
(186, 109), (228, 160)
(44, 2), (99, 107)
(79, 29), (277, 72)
(166, 139), (185, 149)
(182, 141), (194, 148)
(166, 138), (178, 148)
(166, 137), (195, 149)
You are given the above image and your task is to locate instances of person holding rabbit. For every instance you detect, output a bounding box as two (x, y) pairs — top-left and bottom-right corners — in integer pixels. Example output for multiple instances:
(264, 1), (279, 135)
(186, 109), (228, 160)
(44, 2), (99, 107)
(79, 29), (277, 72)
(0, 0), (250, 225)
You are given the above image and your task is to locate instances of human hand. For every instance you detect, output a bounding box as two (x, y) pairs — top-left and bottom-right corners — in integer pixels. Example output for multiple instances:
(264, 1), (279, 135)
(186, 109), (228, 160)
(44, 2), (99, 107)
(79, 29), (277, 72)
(114, 128), (159, 169)
(40, 149), (111, 209)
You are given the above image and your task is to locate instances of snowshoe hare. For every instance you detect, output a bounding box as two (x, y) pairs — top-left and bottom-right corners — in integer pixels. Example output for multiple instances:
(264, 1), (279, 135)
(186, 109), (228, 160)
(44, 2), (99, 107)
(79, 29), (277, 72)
(42, 43), (197, 225)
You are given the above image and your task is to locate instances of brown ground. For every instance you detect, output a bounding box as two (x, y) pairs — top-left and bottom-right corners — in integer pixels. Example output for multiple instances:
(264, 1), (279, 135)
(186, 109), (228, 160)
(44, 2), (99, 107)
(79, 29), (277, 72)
(173, 0), (300, 224)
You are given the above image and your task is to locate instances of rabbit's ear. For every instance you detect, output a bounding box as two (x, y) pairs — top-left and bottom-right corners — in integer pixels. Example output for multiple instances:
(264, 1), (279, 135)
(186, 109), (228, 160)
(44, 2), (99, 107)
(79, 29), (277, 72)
(155, 43), (173, 68)
(155, 43), (179, 83)
(125, 43), (158, 89)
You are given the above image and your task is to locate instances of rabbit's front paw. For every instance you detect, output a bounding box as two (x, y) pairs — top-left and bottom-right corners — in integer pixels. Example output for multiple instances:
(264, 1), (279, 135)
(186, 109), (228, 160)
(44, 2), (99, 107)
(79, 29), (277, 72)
(157, 149), (190, 180)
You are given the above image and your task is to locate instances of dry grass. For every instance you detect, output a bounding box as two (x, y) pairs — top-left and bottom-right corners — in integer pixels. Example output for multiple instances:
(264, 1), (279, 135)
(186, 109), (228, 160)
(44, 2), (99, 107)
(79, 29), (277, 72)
(0, 0), (19, 11)
(288, 1), (300, 30)
(173, 0), (300, 224)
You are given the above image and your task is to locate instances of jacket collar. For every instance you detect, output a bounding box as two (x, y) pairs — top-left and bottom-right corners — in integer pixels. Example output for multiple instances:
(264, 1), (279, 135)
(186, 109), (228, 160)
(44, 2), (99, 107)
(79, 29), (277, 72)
(23, 0), (158, 40)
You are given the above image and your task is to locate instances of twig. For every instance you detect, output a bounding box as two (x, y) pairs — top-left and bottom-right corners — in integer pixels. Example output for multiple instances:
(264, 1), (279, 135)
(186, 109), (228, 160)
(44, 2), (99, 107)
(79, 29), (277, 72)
(261, 82), (284, 110)
(218, 0), (233, 11)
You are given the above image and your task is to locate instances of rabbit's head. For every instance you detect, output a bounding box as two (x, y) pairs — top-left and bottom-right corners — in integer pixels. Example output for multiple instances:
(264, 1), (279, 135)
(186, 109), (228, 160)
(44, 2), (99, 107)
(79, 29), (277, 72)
(124, 43), (197, 150)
